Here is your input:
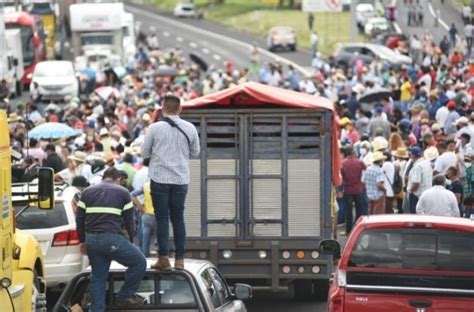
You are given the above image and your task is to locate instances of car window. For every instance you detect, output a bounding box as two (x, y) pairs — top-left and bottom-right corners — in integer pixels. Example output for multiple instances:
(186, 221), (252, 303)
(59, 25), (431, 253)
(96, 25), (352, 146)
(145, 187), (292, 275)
(14, 202), (68, 229)
(201, 269), (221, 308)
(342, 47), (359, 53)
(348, 228), (474, 272)
(113, 273), (196, 306)
(208, 268), (232, 306)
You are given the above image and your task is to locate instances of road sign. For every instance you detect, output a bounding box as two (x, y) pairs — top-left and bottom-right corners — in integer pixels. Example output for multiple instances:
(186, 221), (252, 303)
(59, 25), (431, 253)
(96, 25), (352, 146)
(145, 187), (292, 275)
(302, 0), (342, 12)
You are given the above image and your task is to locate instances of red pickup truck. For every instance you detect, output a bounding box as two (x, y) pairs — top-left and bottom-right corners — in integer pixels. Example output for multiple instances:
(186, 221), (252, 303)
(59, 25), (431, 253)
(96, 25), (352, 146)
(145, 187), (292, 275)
(319, 215), (474, 312)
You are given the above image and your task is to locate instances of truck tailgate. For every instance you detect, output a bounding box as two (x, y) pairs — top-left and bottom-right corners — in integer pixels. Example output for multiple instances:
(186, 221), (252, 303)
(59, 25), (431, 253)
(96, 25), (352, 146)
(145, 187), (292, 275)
(344, 292), (474, 311)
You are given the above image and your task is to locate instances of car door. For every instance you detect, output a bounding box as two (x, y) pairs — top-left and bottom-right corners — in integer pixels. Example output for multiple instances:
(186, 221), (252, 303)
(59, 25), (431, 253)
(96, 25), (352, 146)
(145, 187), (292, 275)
(209, 268), (245, 312)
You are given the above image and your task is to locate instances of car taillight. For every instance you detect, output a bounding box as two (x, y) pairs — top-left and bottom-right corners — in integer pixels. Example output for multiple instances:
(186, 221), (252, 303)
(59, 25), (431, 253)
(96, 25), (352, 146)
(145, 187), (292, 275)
(329, 272), (346, 312)
(52, 230), (80, 247)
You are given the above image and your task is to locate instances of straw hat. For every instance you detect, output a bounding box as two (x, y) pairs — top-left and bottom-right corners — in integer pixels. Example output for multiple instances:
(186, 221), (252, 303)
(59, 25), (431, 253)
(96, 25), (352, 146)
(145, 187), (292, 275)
(423, 146), (439, 161)
(392, 147), (409, 159)
(372, 151), (387, 163)
(372, 140), (387, 152)
(68, 151), (87, 163)
(453, 116), (469, 126)
(7, 113), (22, 123)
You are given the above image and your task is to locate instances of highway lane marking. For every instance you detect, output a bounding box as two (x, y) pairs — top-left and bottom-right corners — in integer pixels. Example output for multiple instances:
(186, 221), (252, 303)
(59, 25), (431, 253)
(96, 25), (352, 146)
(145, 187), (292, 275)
(163, 31), (170, 37)
(125, 4), (311, 77)
(202, 48), (209, 54)
(213, 54), (221, 60)
(189, 42), (198, 48)
(176, 36), (184, 42)
(427, 2), (460, 40)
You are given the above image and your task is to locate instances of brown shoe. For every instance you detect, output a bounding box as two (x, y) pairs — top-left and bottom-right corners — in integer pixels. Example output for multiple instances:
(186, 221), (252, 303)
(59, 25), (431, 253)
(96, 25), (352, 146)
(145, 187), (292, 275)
(116, 295), (144, 308)
(175, 259), (184, 270)
(151, 256), (172, 271)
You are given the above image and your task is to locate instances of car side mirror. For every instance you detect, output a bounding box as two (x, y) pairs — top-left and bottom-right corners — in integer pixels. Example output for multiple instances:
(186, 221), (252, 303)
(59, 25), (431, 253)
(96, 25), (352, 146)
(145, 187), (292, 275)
(233, 283), (252, 301)
(319, 239), (341, 259)
(37, 168), (54, 209)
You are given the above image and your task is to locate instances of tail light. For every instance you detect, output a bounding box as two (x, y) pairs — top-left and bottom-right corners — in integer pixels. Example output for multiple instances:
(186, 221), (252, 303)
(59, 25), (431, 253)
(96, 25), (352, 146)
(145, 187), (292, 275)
(52, 230), (80, 247)
(329, 270), (346, 312)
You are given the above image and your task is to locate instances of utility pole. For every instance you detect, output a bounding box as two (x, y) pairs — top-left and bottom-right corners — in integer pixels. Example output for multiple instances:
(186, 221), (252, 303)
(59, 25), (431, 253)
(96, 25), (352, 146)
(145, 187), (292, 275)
(350, 0), (358, 42)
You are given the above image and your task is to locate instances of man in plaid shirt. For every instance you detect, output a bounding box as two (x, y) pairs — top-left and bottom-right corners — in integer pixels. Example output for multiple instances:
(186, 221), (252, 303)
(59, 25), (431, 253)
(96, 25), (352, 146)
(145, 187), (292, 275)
(363, 151), (386, 215)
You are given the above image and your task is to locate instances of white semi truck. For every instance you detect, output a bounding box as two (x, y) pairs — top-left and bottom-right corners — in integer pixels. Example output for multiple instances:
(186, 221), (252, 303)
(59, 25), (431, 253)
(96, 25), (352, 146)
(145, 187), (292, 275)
(69, 2), (124, 59)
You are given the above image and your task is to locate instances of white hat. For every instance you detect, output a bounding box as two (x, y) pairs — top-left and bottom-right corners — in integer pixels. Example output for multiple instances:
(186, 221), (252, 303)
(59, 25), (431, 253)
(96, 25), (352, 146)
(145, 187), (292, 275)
(423, 146), (439, 161)
(453, 116), (469, 126)
(68, 151), (87, 163)
(99, 128), (109, 136)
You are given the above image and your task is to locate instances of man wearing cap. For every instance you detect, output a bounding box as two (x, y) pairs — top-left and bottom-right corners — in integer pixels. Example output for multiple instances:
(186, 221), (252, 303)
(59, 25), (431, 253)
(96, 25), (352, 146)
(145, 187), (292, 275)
(362, 151), (386, 215)
(444, 101), (460, 136)
(368, 106), (390, 140)
(416, 175), (460, 217)
(76, 167), (146, 310)
(407, 146), (433, 213)
(142, 94), (200, 270)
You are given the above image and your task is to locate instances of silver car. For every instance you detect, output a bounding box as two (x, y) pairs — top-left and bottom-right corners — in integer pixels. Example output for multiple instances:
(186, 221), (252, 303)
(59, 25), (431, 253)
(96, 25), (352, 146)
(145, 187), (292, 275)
(13, 184), (88, 289)
(52, 259), (252, 311)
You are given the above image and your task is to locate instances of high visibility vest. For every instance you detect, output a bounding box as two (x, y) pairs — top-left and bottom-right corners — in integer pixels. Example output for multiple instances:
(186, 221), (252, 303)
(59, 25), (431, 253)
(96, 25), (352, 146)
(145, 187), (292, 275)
(143, 182), (154, 215)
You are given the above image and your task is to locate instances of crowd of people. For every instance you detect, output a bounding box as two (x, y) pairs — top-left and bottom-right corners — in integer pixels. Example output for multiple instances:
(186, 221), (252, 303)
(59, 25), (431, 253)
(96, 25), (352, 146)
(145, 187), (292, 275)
(6, 11), (474, 245)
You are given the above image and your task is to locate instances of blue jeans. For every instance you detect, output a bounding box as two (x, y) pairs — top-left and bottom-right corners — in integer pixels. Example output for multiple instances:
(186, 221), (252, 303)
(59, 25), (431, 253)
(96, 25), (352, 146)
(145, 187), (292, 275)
(343, 193), (366, 233)
(150, 181), (188, 259)
(85, 232), (146, 312)
(141, 213), (157, 257)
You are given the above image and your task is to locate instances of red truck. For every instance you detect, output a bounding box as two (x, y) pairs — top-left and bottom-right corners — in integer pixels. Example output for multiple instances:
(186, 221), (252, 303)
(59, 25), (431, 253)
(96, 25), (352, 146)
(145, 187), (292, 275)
(320, 215), (474, 311)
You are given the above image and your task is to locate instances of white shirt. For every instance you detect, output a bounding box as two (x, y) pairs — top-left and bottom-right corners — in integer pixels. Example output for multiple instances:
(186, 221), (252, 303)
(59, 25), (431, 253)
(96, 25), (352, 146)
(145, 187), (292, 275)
(464, 24), (473, 38)
(382, 161), (395, 197)
(310, 33), (318, 46)
(434, 152), (457, 175)
(408, 159), (433, 197)
(418, 74), (432, 90)
(416, 185), (460, 217)
(435, 106), (449, 128)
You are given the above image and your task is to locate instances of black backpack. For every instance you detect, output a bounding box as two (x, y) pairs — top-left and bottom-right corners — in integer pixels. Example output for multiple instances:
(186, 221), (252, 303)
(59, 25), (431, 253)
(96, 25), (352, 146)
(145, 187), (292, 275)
(385, 167), (403, 194)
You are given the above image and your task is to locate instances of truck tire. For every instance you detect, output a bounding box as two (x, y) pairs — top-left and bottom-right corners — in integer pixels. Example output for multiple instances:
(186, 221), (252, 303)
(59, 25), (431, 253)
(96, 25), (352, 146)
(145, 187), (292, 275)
(312, 279), (329, 301)
(291, 280), (313, 300)
(32, 271), (47, 312)
(16, 81), (22, 97)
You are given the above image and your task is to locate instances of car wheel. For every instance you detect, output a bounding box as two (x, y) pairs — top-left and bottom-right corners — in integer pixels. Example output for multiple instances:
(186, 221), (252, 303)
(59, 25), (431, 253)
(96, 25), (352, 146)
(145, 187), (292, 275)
(312, 279), (329, 301)
(291, 280), (314, 300)
(291, 44), (297, 51)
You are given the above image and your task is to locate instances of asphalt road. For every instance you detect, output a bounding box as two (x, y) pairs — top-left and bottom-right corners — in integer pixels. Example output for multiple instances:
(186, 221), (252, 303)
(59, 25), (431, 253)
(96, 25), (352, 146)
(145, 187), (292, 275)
(395, 0), (465, 44)
(125, 1), (313, 73)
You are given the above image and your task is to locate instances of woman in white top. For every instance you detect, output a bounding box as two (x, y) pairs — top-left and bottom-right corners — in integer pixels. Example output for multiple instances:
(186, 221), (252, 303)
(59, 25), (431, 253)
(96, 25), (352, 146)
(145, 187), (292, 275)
(382, 151), (396, 214)
(393, 147), (409, 214)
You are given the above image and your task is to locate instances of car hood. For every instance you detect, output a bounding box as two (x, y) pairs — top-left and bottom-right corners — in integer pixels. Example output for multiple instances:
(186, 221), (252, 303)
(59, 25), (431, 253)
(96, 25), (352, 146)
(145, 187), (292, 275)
(34, 76), (76, 86)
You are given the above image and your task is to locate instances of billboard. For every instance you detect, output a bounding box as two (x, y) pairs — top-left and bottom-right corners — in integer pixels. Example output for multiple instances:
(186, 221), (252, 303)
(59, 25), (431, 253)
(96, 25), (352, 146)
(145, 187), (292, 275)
(302, 0), (342, 12)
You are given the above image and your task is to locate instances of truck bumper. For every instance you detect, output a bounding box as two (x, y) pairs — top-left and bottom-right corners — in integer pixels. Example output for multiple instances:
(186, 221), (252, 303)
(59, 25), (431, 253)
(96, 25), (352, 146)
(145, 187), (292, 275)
(186, 239), (333, 291)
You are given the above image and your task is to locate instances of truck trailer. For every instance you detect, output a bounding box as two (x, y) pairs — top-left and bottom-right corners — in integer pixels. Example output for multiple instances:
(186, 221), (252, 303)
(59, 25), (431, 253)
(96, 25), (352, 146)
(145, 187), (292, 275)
(167, 82), (341, 300)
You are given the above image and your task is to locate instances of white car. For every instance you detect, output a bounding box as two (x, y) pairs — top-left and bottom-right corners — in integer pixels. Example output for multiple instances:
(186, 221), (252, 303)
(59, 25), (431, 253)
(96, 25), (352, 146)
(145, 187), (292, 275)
(174, 2), (195, 18)
(364, 17), (389, 36)
(13, 184), (87, 289)
(267, 26), (297, 52)
(30, 60), (79, 100)
(356, 3), (377, 29)
(52, 259), (252, 311)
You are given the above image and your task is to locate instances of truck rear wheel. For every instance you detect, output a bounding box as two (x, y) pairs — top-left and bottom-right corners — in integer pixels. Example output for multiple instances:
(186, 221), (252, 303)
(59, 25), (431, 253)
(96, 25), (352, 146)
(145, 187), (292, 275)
(312, 279), (329, 301)
(291, 280), (314, 300)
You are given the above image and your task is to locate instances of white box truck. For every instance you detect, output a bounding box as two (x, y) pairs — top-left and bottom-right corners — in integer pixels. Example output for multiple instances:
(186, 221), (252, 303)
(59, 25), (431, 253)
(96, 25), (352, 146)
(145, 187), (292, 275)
(69, 2), (123, 59)
(5, 29), (24, 96)
(0, 9), (18, 98)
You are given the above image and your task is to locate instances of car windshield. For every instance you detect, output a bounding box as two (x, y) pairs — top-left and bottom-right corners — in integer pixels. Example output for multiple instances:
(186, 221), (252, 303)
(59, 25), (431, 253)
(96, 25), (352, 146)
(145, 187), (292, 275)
(274, 27), (293, 35)
(14, 202), (68, 229)
(348, 228), (474, 272)
(81, 34), (113, 46)
(5, 24), (35, 67)
(34, 62), (74, 77)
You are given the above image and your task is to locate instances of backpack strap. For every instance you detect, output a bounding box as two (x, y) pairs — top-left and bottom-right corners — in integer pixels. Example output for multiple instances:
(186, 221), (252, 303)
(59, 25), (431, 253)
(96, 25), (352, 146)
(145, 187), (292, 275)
(163, 117), (191, 148)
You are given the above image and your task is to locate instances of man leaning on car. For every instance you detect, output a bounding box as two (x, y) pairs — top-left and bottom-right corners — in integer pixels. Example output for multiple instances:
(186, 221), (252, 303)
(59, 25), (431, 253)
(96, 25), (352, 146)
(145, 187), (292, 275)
(76, 167), (146, 311)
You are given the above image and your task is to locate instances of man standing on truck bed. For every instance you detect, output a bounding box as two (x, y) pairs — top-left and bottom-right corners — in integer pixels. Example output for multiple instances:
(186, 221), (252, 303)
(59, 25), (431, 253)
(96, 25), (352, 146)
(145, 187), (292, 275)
(142, 94), (200, 270)
(76, 167), (146, 311)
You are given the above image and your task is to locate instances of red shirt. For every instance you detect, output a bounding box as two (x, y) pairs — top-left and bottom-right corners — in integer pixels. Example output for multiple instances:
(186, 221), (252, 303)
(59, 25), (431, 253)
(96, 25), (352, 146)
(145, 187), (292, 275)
(341, 155), (366, 195)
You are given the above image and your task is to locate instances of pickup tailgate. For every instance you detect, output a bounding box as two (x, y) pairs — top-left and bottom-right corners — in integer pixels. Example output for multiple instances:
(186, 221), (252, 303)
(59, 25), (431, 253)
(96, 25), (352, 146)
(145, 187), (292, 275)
(344, 292), (474, 311)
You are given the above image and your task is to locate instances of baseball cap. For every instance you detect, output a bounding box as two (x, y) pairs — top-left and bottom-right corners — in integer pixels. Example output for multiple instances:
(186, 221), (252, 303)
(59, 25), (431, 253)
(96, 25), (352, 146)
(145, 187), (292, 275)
(410, 146), (422, 156)
(375, 106), (384, 114)
(447, 101), (457, 109)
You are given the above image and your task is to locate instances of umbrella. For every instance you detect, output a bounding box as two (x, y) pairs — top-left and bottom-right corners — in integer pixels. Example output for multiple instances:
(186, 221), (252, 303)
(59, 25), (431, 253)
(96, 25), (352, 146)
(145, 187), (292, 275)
(359, 87), (392, 103)
(29, 122), (77, 139)
(95, 86), (120, 100)
(155, 65), (179, 77)
(189, 52), (208, 72)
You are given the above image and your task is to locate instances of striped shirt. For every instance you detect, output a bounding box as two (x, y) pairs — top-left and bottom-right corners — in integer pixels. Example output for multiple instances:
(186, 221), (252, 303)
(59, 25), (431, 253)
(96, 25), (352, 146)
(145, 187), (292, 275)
(76, 180), (134, 243)
(142, 115), (200, 185)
